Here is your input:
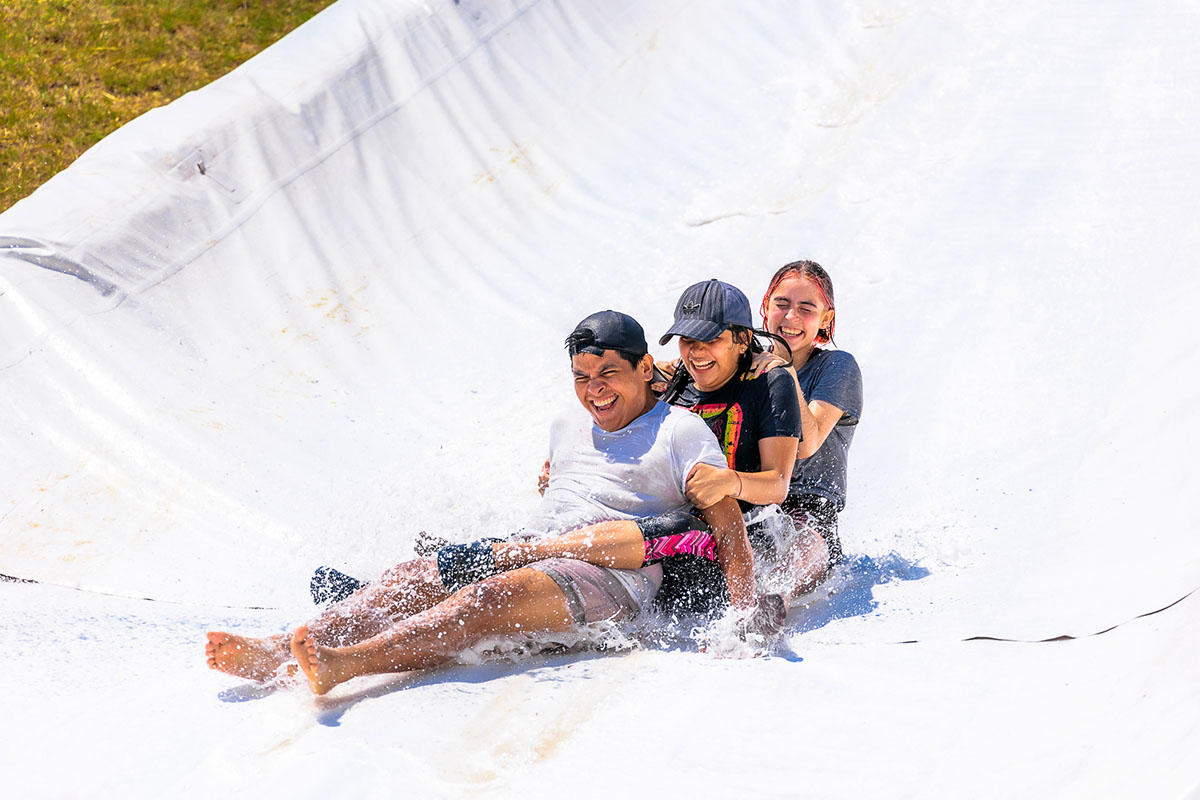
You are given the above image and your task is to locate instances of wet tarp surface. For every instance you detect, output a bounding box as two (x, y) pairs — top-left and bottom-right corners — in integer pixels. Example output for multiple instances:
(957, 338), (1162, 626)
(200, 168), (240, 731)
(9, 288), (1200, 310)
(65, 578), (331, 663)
(2, 1), (1198, 796)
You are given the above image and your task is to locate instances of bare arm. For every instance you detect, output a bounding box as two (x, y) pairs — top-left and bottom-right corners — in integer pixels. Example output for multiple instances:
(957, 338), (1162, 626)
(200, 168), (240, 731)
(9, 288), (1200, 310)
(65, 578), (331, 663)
(794, 395), (845, 459)
(491, 504), (754, 609)
(753, 364), (845, 460)
(685, 435), (799, 508)
(747, 350), (789, 378)
(697, 496), (755, 609)
(493, 519), (647, 571)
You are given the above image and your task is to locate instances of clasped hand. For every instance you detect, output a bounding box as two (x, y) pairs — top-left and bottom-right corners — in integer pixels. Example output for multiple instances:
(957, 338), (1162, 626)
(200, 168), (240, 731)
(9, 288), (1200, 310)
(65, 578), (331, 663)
(685, 462), (739, 508)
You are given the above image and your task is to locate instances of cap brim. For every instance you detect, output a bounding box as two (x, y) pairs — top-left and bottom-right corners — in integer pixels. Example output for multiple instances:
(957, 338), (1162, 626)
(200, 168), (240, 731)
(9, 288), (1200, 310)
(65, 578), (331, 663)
(658, 319), (727, 346)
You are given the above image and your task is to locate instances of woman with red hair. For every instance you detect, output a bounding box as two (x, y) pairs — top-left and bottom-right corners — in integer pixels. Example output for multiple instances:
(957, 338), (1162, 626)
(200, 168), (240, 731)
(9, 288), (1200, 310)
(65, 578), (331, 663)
(759, 260), (863, 587)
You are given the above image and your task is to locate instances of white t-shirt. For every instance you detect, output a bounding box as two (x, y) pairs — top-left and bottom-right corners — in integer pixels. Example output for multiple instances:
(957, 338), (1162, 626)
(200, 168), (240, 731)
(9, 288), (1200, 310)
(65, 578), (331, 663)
(520, 401), (727, 537)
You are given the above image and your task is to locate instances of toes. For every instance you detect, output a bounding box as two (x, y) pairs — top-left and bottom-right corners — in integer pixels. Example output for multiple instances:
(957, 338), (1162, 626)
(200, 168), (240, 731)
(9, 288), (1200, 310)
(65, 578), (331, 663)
(289, 627), (313, 669)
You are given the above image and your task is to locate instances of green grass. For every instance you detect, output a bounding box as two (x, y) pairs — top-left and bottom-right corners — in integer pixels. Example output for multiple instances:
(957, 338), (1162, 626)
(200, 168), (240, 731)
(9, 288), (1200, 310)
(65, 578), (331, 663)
(0, 0), (337, 213)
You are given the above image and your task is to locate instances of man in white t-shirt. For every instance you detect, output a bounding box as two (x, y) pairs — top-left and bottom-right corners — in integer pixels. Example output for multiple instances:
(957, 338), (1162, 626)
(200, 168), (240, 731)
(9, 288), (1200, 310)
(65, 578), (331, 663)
(205, 311), (763, 695)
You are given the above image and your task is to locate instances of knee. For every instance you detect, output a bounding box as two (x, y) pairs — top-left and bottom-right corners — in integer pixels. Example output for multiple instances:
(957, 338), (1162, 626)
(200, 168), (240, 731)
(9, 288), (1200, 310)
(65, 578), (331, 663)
(378, 557), (440, 586)
(789, 529), (829, 580)
(794, 526), (828, 560)
(455, 570), (528, 611)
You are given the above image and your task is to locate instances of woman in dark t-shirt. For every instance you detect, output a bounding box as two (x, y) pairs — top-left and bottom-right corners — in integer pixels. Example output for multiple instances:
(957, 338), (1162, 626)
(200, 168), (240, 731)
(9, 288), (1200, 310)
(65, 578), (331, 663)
(658, 279), (801, 511)
(759, 260), (863, 572)
(657, 279), (831, 611)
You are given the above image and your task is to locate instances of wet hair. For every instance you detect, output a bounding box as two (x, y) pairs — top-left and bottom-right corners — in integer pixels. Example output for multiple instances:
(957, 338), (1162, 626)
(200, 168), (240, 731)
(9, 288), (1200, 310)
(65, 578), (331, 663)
(564, 328), (646, 369)
(659, 325), (791, 404)
(760, 259), (837, 345)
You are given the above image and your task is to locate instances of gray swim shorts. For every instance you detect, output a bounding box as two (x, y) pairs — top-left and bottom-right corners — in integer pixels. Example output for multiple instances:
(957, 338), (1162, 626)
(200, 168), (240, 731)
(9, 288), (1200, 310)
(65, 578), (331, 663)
(529, 558), (663, 626)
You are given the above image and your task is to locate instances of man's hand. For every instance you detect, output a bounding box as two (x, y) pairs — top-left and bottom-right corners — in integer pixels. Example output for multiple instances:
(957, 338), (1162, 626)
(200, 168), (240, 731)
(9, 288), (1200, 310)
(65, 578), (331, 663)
(739, 593), (787, 640)
(686, 463), (738, 509)
(700, 593), (787, 658)
(537, 459), (550, 496)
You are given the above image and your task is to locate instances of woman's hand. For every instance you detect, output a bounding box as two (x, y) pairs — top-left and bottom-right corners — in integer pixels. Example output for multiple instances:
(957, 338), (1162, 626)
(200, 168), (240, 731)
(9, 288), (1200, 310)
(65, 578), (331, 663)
(685, 463), (740, 508)
(747, 350), (790, 378)
(537, 459), (550, 496)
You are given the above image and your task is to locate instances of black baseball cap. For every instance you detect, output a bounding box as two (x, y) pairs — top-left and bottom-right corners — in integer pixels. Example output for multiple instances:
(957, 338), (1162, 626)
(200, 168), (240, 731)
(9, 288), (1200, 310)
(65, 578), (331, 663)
(659, 279), (753, 345)
(566, 310), (649, 356)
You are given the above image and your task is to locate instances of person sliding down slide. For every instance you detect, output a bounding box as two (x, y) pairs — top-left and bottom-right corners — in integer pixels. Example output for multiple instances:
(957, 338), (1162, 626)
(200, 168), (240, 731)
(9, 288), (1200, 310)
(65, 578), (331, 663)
(206, 310), (781, 694)
(655, 275), (848, 608)
(757, 261), (863, 587)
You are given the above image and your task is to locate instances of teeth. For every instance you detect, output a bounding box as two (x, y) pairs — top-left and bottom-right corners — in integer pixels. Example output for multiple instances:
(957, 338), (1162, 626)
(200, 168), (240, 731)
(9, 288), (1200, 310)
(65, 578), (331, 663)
(780, 327), (803, 336)
(594, 396), (616, 409)
(692, 360), (715, 369)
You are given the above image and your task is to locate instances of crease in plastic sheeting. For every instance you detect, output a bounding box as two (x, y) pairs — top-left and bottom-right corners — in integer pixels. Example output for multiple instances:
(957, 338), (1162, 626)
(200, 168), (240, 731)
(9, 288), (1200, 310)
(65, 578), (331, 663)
(125, 0), (557, 283)
(0, 237), (122, 297)
(0, 146), (220, 302)
(2, 0), (549, 309)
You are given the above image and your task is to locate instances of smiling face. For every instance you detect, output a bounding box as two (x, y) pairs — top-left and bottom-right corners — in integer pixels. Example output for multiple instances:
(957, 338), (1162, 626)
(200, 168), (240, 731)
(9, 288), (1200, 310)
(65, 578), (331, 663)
(678, 329), (744, 393)
(571, 350), (656, 431)
(764, 275), (835, 362)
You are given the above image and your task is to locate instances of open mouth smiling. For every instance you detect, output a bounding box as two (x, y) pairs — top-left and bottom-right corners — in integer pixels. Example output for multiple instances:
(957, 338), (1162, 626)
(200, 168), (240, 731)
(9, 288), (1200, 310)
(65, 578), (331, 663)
(592, 395), (617, 411)
(779, 326), (805, 337)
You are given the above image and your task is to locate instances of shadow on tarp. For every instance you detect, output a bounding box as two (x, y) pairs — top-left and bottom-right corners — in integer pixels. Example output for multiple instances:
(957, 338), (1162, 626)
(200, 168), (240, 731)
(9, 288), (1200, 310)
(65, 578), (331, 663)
(788, 552), (930, 637)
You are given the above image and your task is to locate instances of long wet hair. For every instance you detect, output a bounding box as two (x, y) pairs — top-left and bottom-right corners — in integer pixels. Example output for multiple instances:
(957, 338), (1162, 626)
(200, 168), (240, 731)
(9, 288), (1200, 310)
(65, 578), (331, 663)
(759, 260), (837, 345)
(660, 325), (792, 404)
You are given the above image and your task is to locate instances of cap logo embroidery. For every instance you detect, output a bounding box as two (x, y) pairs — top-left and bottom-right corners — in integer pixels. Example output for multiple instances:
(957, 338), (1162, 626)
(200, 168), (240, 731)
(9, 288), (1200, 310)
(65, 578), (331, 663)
(681, 301), (701, 313)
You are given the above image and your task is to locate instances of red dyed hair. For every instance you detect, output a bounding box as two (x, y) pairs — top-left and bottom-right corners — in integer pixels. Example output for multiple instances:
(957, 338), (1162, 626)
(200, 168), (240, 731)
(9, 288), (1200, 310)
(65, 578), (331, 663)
(759, 260), (836, 344)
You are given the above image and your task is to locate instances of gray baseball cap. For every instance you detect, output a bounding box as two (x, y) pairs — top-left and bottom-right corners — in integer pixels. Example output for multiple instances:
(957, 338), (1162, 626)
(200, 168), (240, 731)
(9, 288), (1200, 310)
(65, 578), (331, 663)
(659, 279), (753, 345)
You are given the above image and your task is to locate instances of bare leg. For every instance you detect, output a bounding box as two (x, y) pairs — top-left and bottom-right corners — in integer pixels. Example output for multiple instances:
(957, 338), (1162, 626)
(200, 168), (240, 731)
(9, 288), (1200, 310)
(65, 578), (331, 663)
(205, 631), (292, 681)
(492, 520), (645, 571)
(206, 557), (452, 681)
(775, 526), (830, 607)
(306, 557), (451, 646)
(291, 567), (575, 695)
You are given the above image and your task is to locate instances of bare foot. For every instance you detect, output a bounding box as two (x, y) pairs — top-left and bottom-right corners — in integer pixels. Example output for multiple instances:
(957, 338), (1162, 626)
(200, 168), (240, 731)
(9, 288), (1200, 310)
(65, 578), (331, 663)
(290, 625), (346, 695)
(205, 631), (292, 681)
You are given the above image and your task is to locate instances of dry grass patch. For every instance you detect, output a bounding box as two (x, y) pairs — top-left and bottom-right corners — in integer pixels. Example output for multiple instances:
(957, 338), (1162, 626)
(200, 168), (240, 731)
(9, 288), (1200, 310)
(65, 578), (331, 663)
(0, 0), (336, 212)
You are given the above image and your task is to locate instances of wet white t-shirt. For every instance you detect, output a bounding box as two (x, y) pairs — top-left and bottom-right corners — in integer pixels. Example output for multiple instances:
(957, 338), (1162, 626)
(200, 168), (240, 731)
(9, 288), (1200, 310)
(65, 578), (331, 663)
(520, 401), (726, 537)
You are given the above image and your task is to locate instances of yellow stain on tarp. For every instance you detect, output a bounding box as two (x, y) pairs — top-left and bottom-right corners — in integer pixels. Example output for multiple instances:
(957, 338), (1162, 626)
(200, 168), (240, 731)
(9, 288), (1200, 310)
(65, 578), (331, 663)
(300, 285), (370, 329)
(474, 142), (536, 186)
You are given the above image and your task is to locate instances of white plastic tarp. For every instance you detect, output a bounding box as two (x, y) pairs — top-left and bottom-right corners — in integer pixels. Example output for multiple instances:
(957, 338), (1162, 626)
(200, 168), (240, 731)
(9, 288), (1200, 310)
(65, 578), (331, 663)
(2, 1), (1198, 796)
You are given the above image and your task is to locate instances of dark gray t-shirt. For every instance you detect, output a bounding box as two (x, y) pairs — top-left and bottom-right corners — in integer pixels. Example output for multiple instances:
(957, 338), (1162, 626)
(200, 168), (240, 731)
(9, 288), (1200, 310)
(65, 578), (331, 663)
(789, 348), (863, 511)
